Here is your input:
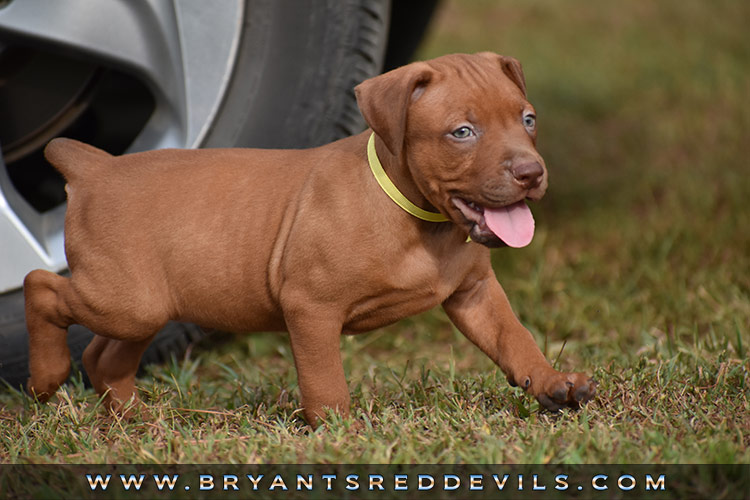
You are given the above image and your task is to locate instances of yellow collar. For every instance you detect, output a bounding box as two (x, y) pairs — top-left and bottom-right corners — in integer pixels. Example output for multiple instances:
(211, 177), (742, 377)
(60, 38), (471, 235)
(367, 133), (449, 223)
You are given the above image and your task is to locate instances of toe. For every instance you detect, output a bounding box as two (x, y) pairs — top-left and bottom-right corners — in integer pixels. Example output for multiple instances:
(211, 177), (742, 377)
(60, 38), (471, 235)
(533, 372), (597, 412)
(552, 381), (574, 402)
(574, 378), (597, 403)
(536, 393), (564, 411)
(564, 375), (596, 409)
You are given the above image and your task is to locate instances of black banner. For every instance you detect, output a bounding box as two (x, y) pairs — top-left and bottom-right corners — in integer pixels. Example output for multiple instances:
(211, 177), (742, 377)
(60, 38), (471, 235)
(1, 464), (748, 499)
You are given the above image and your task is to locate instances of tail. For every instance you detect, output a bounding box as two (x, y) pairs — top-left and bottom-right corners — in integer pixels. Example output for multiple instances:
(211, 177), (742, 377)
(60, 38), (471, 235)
(44, 138), (112, 183)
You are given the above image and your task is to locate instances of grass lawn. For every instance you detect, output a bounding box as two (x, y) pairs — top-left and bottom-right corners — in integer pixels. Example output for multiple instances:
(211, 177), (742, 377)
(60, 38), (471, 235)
(1, 0), (748, 465)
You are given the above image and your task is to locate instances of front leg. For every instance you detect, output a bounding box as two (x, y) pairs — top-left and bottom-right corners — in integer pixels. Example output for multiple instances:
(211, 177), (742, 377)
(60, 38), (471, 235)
(442, 270), (596, 411)
(283, 305), (350, 426)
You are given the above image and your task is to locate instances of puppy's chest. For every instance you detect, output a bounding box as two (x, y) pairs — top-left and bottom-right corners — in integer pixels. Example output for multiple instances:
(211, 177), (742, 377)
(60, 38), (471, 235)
(342, 250), (465, 334)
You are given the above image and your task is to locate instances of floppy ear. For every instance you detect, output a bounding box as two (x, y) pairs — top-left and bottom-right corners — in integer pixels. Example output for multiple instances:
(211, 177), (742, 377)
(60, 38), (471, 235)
(499, 55), (527, 97)
(354, 62), (434, 156)
(478, 52), (527, 97)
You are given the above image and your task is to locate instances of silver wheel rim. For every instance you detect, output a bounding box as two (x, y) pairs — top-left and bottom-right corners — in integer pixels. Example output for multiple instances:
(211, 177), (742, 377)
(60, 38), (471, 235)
(0, 0), (244, 292)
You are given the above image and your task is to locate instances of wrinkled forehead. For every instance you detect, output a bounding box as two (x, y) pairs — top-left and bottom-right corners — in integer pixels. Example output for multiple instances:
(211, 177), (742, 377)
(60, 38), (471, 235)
(413, 55), (529, 122)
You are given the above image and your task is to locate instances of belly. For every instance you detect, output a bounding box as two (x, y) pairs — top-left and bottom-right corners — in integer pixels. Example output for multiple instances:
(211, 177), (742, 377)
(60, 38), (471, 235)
(169, 264), (286, 333)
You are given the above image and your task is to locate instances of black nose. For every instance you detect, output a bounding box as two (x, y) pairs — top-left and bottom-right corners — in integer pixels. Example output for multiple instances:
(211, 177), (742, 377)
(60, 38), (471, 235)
(511, 161), (544, 189)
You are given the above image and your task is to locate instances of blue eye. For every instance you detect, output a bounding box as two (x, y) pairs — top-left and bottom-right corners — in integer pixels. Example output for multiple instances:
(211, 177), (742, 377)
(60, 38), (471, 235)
(451, 126), (474, 139)
(523, 114), (536, 129)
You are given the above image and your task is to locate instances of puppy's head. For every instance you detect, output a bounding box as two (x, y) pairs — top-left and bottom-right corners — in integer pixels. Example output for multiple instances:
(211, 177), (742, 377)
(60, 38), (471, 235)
(355, 52), (547, 248)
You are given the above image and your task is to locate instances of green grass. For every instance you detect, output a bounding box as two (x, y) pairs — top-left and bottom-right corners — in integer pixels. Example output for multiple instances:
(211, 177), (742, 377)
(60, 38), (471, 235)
(1, 0), (749, 464)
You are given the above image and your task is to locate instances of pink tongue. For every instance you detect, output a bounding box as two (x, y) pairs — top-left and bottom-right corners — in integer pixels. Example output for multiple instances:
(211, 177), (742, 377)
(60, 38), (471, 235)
(484, 201), (535, 248)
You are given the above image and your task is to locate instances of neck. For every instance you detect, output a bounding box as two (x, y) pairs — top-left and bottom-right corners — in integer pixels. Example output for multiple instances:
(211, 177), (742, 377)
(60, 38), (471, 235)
(372, 134), (437, 213)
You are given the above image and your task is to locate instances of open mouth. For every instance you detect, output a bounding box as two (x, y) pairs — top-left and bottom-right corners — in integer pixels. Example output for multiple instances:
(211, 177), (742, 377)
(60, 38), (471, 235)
(452, 197), (535, 248)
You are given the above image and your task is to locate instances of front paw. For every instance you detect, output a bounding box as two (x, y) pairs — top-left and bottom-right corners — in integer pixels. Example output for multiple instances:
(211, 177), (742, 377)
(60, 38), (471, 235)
(510, 370), (596, 411)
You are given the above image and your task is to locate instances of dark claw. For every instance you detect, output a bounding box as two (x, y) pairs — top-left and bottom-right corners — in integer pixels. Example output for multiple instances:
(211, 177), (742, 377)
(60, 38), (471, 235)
(507, 375), (518, 388)
(566, 400), (581, 410)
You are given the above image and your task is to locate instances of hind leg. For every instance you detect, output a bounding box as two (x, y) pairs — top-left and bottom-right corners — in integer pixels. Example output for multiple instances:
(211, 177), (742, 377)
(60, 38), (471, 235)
(82, 333), (157, 413)
(24, 270), (75, 400)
